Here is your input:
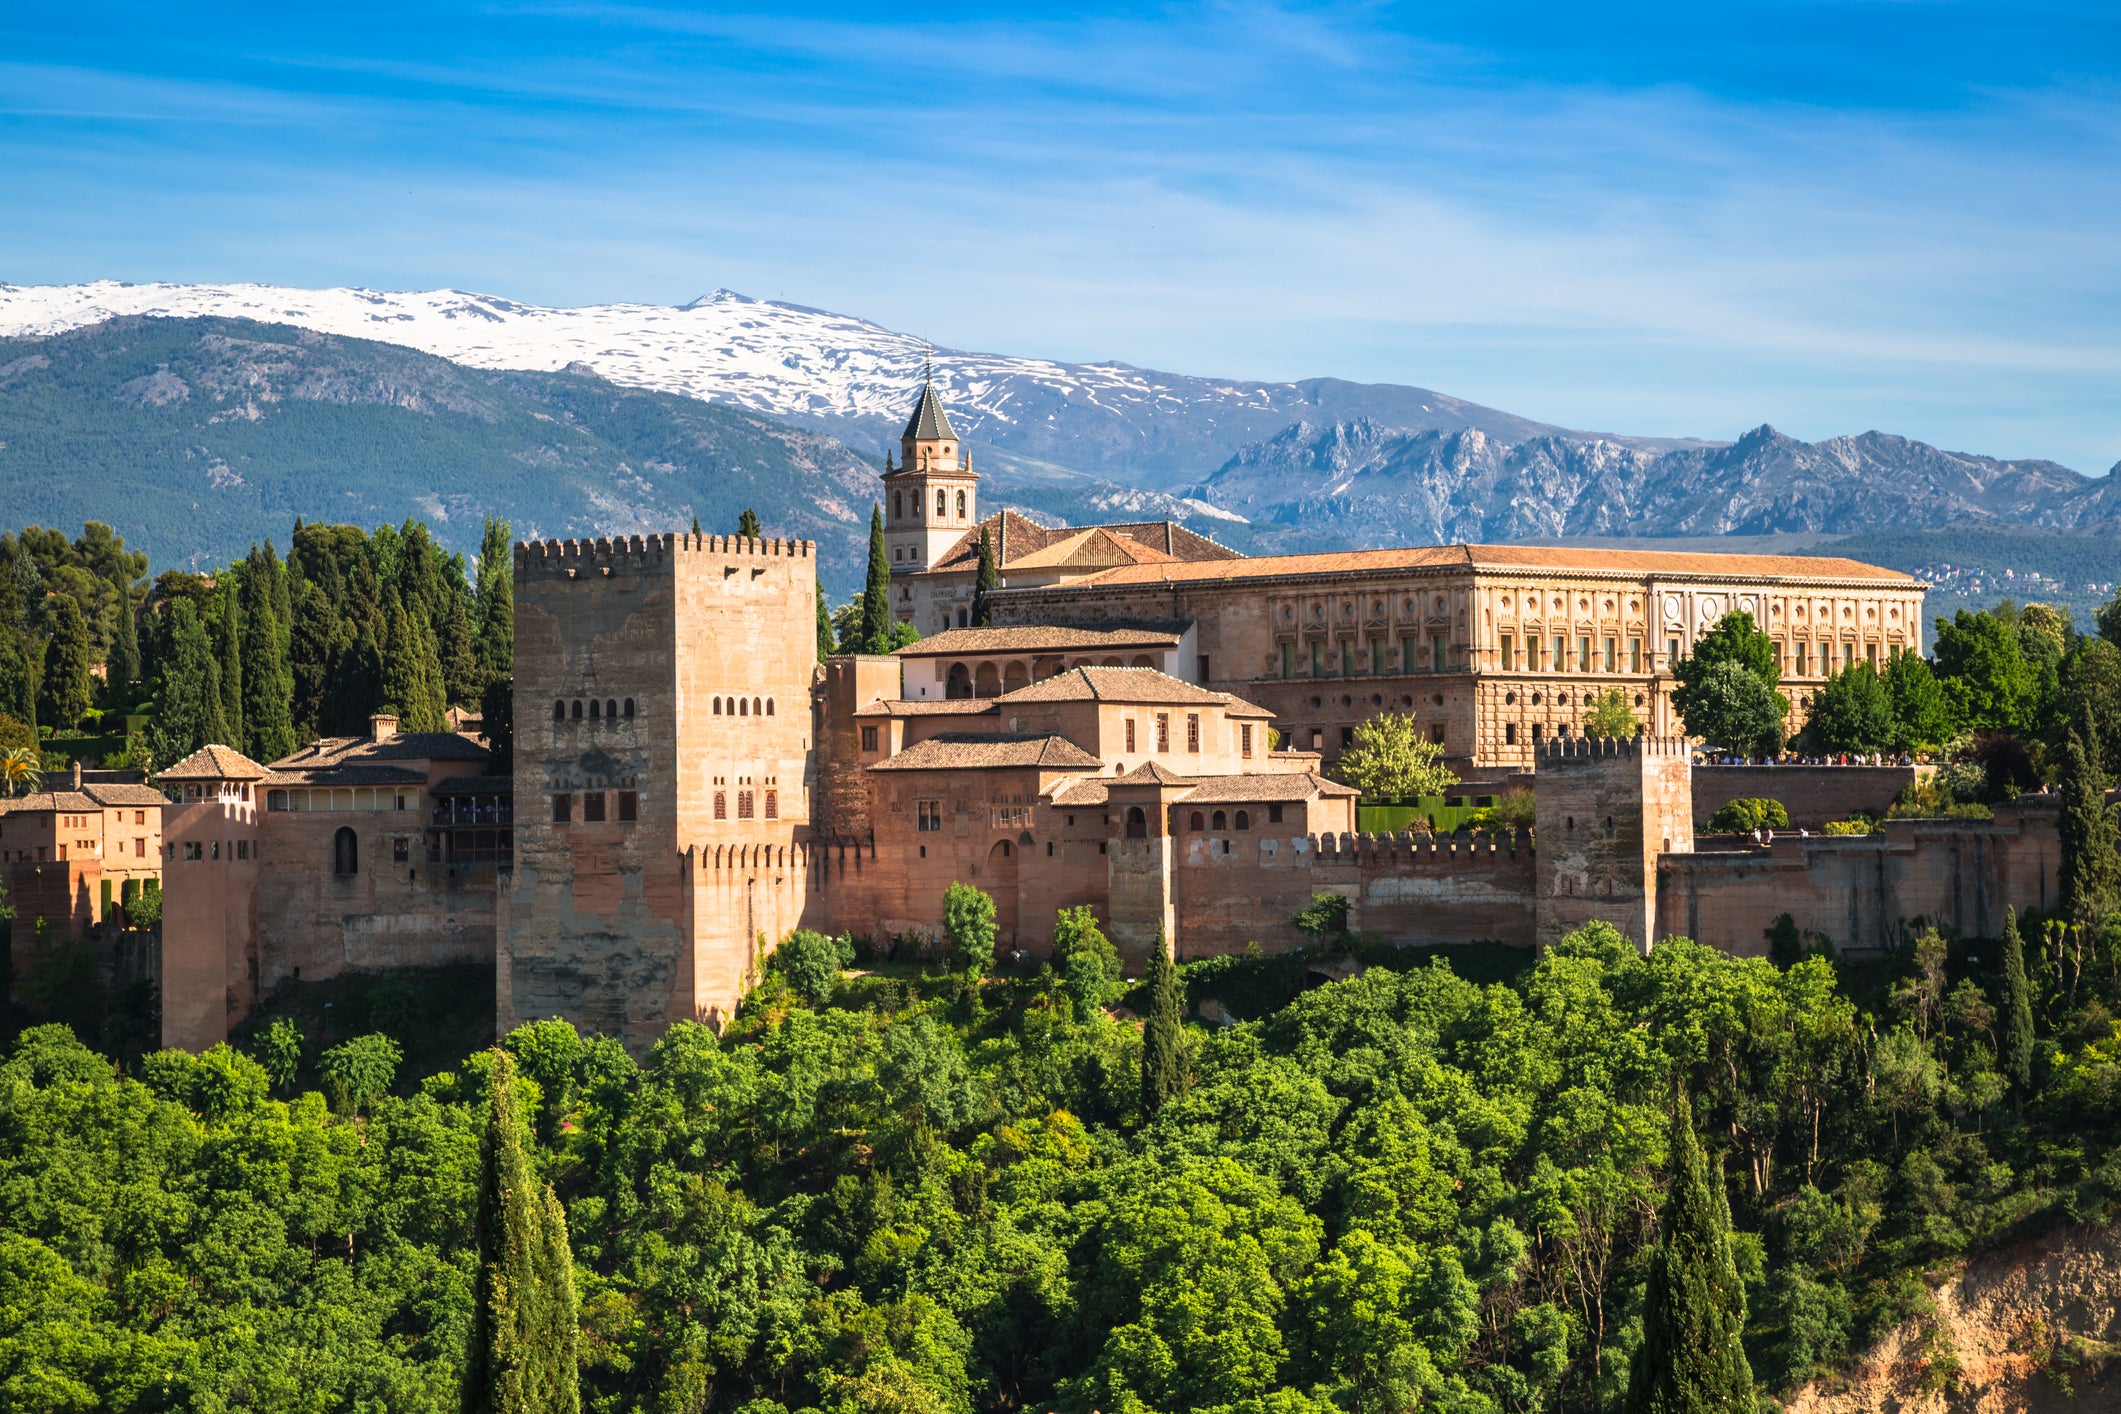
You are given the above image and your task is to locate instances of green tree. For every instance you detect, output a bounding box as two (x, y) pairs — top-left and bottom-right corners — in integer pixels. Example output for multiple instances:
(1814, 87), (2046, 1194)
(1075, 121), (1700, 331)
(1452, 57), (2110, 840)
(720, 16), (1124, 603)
(1998, 906), (2036, 1102)
(1675, 610), (1780, 691)
(737, 508), (762, 539)
(288, 578), (341, 740)
(861, 504), (893, 654)
(35, 592), (93, 731)
(0, 629), (34, 734)
(1705, 798), (1789, 834)
(1293, 891), (1352, 946)
(943, 882), (998, 975)
(318, 1032), (402, 1115)
(439, 587), (483, 706)
(2057, 728), (2119, 936)
(240, 546), (297, 764)
(1052, 905), (1122, 1013)
(105, 570), (140, 703)
(1801, 661), (1896, 755)
(971, 526), (999, 627)
(382, 596), (450, 733)
(771, 929), (844, 1004)
(1932, 608), (2036, 734)
(214, 576), (246, 753)
(463, 1050), (580, 1414)
(150, 600), (231, 763)
(1678, 659), (1786, 757)
(1623, 1091), (1754, 1414)
(476, 517), (515, 684)
(1883, 648), (1951, 753)
(482, 673), (515, 761)
(816, 578), (835, 660)
(1140, 927), (1187, 1117)
(1582, 688), (1638, 739)
(255, 1017), (304, 1096)
(1332, 712), (1457, 801)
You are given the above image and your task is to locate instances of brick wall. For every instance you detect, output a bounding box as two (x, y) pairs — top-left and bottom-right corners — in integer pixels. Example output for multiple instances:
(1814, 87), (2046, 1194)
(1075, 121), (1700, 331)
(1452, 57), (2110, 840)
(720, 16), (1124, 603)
(1692, 764), (1922, 829)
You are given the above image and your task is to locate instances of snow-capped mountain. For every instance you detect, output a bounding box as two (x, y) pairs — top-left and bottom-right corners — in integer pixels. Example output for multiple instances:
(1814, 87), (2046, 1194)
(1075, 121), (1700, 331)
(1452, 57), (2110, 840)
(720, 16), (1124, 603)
(0, 281), (1627, 485)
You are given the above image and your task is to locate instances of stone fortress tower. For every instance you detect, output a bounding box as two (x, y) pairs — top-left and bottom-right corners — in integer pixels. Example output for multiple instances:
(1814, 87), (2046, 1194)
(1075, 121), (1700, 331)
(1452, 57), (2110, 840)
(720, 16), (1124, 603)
(1533, 735), (1693, 950)
(880, 371), (978, 578)
(499, 531), (819, 1050)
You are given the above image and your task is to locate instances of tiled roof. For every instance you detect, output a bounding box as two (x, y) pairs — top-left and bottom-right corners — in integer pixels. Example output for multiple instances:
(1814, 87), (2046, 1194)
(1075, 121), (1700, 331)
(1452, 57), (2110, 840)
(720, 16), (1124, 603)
(852, 698), (1000, 718)
(156, 744), (271, 781)
(996, 665), (1231, 706)
(893, 623), (1186, 657)
(902, 379), (958, 442)
(429, 774), (516, 797)
(1111, 760), (1191, 786)
(1178, 773), (1359, 802)
(1050, 543), (1919, 589)
(1003, 528), (1181, 572)
(261, 764), (429, 787)
(917, 511), (1238, 577)
(82, 783), (175, 806)
(869, 734), (1103, 772)
(269, 731), (490, 770)
(0, 790), (100, 814)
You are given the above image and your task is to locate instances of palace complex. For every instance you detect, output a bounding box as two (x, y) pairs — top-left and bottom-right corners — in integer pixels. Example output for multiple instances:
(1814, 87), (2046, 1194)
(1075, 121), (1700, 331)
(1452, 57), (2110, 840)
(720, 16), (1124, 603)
(18, 378), (2055, 1056)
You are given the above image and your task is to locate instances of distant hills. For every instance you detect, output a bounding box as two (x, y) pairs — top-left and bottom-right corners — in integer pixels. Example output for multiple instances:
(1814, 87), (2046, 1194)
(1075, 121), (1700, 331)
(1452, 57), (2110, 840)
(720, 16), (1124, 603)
(2, 281), (2119, 614)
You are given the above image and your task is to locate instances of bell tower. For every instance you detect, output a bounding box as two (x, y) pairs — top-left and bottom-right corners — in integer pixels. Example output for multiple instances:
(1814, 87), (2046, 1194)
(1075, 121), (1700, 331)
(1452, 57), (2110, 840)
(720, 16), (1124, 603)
(882, 369), (978, 576)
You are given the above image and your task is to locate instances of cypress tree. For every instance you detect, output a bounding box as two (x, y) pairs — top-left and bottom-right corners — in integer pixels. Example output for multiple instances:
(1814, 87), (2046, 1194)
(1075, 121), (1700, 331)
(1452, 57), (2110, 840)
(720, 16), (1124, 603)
(382, 596), (450, 733)
(463, 1050), (580, 1414)
(1998, 906), (2036, 1103)
(476, 518), (514, 684)
(289, 580), (341, 740)
(1624, 1092), (1754, 1414)
(1139, 927), (1187, 1117)
(737, 508), (762, 539)
(262, 538), (292, 630)
(106, 571), (140, 703)
(690, 514), (702, 537)
(36, 594), (94, 732)
(815, 578), (834, 661)
(2057, 728), (2119, 935)
(971, 526), (999, 627)
(241, 547), (297, 764)
(0, 632), (34, 735)
(860, 503), (892, 654)
(150, 601), (231, 762)
(440, 589), (483, 706)
(215, 576), (245, 753)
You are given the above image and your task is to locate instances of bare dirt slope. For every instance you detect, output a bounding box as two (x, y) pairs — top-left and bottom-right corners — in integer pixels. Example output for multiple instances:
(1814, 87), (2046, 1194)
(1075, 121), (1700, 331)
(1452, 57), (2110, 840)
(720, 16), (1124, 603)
(1790, 1221), (2121, 1414)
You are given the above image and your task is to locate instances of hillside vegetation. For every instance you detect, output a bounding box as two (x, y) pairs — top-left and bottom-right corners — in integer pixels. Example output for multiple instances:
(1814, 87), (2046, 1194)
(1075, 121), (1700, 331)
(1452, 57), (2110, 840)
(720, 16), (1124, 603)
(3, 920), (2119, 1413)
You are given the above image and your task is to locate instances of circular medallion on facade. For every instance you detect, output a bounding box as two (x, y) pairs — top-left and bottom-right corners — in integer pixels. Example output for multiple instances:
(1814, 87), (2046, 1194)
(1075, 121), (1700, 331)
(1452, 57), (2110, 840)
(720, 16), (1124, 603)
(1699, 596), (1723, 622)
(1663, 594), (1681, 620)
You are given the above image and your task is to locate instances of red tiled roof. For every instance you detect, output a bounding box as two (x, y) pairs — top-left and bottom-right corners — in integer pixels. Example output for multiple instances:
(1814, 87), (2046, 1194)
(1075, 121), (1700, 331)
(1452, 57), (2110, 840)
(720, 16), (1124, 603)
(892, 623), (1185, 658)
(1051, 543), (1919, 589)
(869, 734), (1103, 772)
(155, 744), (270, 781)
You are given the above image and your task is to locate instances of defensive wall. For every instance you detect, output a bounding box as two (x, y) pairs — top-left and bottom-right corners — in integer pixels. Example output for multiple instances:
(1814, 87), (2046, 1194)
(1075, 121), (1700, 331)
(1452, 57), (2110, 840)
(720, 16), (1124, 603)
(1692, 763), (1923, 830)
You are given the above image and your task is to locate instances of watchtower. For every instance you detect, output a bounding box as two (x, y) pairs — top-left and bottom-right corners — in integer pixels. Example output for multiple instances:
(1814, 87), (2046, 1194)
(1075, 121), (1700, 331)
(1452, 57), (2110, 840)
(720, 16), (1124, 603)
(881, 373), (978, 575)
(1533, 735), (1692, 952)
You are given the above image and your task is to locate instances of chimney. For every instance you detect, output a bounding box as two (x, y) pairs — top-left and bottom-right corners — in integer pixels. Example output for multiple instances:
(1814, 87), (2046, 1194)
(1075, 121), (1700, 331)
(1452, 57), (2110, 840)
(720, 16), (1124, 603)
(370, 712), (399, 743)
(72, 760), (82, 790)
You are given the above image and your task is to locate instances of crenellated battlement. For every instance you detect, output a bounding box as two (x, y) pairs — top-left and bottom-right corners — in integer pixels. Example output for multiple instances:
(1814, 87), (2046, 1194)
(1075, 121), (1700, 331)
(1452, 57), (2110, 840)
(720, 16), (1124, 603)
(1313, 829), (1534, 863)
(515, 532), (817, 578)
(1540, 735), (1689, 762)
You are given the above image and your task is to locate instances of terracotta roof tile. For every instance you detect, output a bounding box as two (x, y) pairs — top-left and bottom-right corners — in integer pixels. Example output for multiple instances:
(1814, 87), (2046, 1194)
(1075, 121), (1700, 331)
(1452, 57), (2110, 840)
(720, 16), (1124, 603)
(893, 623), (1185, 657)
(261, 765), (429, 787)
(0, 790), (100, 813)
(268, 731), (489, 770)
(1177, 773), (1359, 802)
(1054, 543), (1918, 588)
(996, 665), (1230, 706)
(917, 512), (1238, 576)
(81, 783), (175, 806)
(155, 744), (271, 781)
(1111, 760), (1190, 785)
(869, 733), (1103, 772)
(852, 698), (1000, 718)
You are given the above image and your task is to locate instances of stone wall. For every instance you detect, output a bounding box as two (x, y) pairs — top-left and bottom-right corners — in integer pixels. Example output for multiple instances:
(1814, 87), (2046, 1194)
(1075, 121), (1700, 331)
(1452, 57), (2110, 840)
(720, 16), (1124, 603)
(1658, 800), (2060, 955)
(1692, 764), (1921, 829)
(158, 795), (258, 1051)
(1534, 736), (1693, 950)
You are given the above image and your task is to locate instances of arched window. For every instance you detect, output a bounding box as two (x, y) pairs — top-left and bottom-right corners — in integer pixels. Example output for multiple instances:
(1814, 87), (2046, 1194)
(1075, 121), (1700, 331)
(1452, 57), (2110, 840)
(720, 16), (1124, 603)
(894, 492), (902, 519)
(333, 827), (358, 876)
(764, 790), (778, 819)
(765, 699), (774, 716)
(1235, 810), (1250, 831)
(1212, 810), (1227, 830)
(552, 699), (565, 721)
(1126, 806), (1147, 839)
(956, 491), (967, 518)
(605, 699), (617, 720)
(623, 698), (635, 718)
(753, 697), (763, 716)
(590, 699), (601, 720)
(1189, 811), (1205, 831)
(714, 791), (727, 820)
(739, 698), (749, 717)
(571, 700), (583, 720)
(713, 698), (722, 715)
(946, 663), (972, 699)
(936, 490), (947, 518)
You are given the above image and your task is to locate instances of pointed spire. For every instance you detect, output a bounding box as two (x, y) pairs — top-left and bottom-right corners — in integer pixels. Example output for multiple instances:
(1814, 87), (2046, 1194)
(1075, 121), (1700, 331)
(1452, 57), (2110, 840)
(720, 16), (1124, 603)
(901, 372), (957, 442)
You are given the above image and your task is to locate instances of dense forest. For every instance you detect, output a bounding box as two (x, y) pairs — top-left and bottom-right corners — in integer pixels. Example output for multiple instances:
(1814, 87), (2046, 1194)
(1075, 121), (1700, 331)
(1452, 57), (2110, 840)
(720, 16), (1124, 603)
(1, 907), (2117, 1412)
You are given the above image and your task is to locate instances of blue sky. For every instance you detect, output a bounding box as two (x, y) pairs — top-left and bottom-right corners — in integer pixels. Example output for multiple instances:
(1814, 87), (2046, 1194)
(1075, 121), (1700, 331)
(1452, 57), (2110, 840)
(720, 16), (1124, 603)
(3, 2), (2119, 469)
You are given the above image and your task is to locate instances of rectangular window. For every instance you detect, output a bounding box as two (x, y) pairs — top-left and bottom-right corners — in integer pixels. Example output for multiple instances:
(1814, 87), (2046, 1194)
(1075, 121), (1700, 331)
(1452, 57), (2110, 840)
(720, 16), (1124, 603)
(1629, 638), (1643, 673)
(1843, 643), (1855, 667)
(861, 725), (878, 752)
(1198, 655), (1211, 681)
(737, 790), (754, 819)
(764, 790), (778, 820)
(134, 811), (145, 825)
(1125, 718), (1137, 753)
(1603, 637), (1617, 672)
(134, 838), (145, 857)
(1340, 640), (1355, 676)
(583, 791), (606, 823)
(1310, 640), (1327, 677)
(390, 836), (407, 863)
(1499, 634), (1515, 670)
(1866, 643), (1878, 665)
(1310, 728), (1324, 750)
(1240, 723), (1254, 759)
(552, 794), (572, 825)
(1268, 803), (1285, 824)
(714, 791), (727, 820)
(1402, 636), (1419, 672)
(1578, 636), (1592, 671)
(1430, 723), (1446, 745)
(1280, 642), (1294, 678)
(1668, 637), (1681, 665)
(1340, 726), (1354, 748)
(237, 839), (249, 860)
(917, 799), (943, 832)
(1795, 642), (1809, 676)
(1186, 714), (1200, 752)
(618, 790), (637, 822)
(1156, 713), (1170, 751)
(1553, 635), (1567, 671)
(183, 841), (202, 860)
